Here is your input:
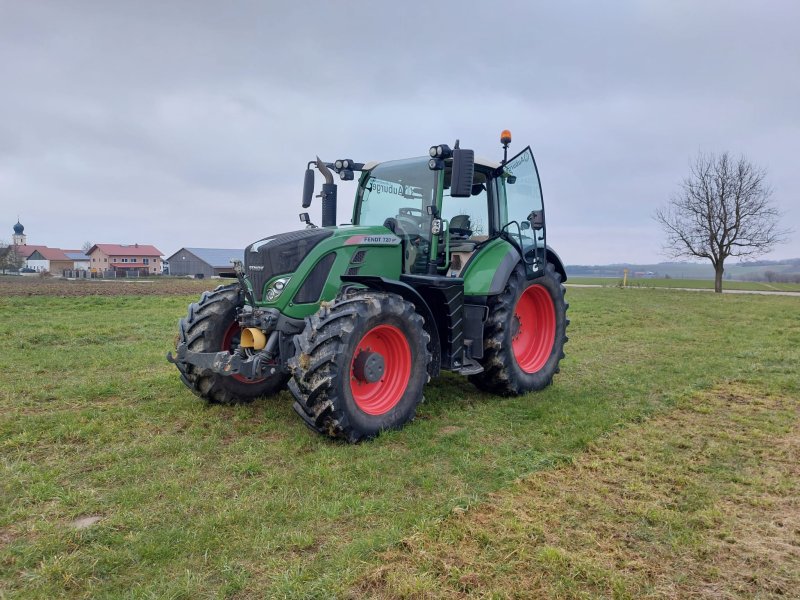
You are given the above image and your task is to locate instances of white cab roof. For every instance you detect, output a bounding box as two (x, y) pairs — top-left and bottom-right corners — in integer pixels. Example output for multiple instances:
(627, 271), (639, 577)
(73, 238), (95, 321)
(362, 155), (501, 172)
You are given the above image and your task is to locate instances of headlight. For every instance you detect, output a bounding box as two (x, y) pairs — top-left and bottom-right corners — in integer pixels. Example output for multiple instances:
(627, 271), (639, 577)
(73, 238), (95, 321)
(265, 277), (290, 302)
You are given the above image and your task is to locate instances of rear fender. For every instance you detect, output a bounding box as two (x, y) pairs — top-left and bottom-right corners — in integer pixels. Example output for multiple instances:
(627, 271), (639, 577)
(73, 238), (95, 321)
(461, 238), (520, 296)
(545, 245), (567, 282)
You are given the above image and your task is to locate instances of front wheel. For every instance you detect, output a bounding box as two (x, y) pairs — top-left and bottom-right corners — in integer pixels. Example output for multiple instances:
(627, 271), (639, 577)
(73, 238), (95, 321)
(173, 284), (288, 404)
(288, 291), (432, 442)
(470, 263), (569, 395)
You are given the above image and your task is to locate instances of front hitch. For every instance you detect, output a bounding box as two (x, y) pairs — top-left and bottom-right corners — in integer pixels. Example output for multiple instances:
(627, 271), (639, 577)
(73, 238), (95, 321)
(231, 259), (257, 306)
(166, 344), (277, 380)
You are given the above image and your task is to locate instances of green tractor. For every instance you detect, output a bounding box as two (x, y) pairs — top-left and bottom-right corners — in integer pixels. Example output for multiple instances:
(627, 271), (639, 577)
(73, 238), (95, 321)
(168, 131), (569, 442)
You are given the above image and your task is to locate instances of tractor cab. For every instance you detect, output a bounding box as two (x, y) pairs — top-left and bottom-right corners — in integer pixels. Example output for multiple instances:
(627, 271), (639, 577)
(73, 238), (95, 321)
(352, 143), (549, 281)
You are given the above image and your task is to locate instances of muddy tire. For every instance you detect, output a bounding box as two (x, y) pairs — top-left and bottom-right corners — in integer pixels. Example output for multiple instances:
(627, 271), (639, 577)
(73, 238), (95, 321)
(469, 262), (568, 395)
(288, 291), (431, 442)
(174, 284), (288, 404)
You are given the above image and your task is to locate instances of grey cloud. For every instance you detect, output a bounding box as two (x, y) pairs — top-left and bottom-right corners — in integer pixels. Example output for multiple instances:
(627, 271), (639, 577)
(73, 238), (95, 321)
(1, 1), (797, 262)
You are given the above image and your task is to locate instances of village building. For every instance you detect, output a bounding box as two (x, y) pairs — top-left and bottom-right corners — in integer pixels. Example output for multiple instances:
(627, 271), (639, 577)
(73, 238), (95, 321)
(4, 220), (87, 274)
(26, 248), (76, 273)
(87, 243), (163, 275)
(166, 247), (242, 278)
(5, 222), (159, 276)
(64, 252), (90, 270)
(12, 220), (26, 246)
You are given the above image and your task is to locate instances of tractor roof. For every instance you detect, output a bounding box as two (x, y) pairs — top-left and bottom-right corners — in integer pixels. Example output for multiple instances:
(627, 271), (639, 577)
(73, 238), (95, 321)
(362, 155), (501, 172)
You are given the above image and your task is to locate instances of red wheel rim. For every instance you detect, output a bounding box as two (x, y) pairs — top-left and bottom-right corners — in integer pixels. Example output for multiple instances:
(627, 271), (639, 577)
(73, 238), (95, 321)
(350, 324), (412, 415)
(512, 284), (556, 373)
(222, 322), (266, 384)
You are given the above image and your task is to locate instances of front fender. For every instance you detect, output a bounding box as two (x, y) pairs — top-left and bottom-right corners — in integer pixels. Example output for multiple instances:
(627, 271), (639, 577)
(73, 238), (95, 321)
(340, 275), (441, 377)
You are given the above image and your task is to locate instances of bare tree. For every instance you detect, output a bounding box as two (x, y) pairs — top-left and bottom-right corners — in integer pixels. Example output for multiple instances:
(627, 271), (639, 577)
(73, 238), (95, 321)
(0, 242), (9, 274)
(82, 241), (93, 254)
(655, 152), (789, 292)
(0, 239), (24, 274)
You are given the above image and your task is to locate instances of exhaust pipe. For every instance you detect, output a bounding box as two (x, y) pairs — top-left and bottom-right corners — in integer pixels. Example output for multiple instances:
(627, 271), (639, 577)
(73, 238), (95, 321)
(315, 157), (337, 227)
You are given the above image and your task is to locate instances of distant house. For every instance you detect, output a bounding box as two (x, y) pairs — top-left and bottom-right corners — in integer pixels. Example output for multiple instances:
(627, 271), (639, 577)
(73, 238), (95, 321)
(8, 245), (88, 274)
(13, 244), (49, 263)
(26, 248), (74, 273)
(87, 244), (163, 275)
(166, 248), (242, 278)
(64, 251), (90, 270)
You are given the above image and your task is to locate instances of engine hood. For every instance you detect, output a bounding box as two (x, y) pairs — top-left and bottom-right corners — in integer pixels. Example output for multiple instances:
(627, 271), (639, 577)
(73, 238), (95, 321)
(245, 228), (334, 302)
(244, 226), (402, 303)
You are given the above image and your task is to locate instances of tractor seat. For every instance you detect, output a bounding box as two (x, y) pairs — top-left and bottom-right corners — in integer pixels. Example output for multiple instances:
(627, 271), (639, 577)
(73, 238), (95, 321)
(449, 214), (472, 240)
(448, 215), (475, 252)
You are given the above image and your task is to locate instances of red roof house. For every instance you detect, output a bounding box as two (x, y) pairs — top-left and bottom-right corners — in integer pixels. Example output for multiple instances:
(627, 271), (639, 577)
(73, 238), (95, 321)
(26, 247), (74, 273)
(86, 244), (164, 274)
(13, 244), (50, 259)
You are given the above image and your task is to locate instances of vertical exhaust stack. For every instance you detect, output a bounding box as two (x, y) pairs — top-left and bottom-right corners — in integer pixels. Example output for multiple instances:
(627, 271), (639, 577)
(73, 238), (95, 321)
(315, 158), (337, 227)
(321, 183), (337, 227)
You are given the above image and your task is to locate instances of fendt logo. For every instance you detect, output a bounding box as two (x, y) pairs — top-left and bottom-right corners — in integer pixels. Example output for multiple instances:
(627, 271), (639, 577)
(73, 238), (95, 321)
(248, 265), (265, 271)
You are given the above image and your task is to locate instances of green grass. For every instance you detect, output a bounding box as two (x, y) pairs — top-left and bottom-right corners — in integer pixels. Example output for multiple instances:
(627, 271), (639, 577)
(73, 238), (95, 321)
(357, 385), (799, 598)
(1, 289), (798, 597)
(569, 276), (800, 292)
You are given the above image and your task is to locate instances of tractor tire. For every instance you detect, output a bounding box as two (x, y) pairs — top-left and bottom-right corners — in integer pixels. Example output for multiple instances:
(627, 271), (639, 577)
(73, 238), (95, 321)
(174, 284), (288, 404)
(469, 262), (569, 395)
(288, 290), (431, 442)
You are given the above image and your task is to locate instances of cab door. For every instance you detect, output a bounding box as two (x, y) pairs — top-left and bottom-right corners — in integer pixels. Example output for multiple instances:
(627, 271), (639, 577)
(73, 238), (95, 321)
(498, 146), (546, 278)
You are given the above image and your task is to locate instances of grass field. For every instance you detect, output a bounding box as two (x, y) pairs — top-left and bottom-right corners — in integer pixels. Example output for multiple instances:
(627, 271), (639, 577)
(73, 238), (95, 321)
(357, 386), (799, 598)
(1, 282), (798, 598)
(568, 276), (800, 292)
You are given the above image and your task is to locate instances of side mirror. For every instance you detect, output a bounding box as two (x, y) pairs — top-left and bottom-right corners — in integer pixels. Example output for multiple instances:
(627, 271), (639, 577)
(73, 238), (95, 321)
(450, 148), (474, 198)
(302, 168), (315, 208)
(528, 210), (544, 230)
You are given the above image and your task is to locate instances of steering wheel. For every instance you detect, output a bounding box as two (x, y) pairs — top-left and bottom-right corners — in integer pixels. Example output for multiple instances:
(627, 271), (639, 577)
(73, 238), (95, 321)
(395, 207), (424, 235)
(392, 207), (429, 261)
(398, 207), (424, 217)
(398, 207), (425, 227)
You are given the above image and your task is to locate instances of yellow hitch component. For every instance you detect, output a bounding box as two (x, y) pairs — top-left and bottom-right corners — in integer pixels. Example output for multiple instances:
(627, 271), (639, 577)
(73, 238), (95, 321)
(240, 327), (267, 350)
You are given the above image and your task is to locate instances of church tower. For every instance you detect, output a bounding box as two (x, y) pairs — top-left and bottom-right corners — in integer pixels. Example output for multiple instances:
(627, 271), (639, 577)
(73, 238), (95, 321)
(12, 220), (26, 246)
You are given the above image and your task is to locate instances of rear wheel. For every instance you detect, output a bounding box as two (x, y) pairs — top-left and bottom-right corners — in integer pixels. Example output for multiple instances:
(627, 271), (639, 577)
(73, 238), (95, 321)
(470, 262), (568, 395)
(174, 284), (288, 404)
(288, 290), (431, 442)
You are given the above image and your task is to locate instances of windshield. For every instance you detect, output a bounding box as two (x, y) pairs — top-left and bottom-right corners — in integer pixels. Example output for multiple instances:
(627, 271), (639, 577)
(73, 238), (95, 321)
(355, 157), (440, 274)
(355, 157), (437, 226)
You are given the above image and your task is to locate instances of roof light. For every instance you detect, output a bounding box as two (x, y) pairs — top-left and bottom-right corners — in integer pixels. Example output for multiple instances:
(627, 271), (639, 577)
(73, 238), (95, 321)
(500, 130), (512, 145)
(429, 144), (452, 159)
(334, 159), (353, 171)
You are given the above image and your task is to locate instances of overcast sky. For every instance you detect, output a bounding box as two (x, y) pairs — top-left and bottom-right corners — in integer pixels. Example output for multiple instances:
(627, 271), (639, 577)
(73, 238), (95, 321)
(1, 1), (798, 264)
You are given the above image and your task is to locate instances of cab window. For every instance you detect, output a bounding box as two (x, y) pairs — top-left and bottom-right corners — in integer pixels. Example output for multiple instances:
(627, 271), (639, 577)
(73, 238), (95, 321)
(441, 169), (490, 242)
